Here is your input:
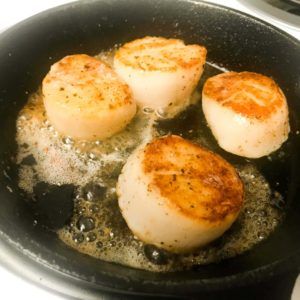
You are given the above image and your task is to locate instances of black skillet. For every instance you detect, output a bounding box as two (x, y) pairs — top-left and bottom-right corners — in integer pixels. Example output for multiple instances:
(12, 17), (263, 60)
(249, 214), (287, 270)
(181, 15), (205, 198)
(0, 0), (300, 299)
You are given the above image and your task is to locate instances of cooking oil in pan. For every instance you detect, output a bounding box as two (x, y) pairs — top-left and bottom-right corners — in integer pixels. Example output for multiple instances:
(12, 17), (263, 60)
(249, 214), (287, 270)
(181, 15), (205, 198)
(16, 53), (284, 272)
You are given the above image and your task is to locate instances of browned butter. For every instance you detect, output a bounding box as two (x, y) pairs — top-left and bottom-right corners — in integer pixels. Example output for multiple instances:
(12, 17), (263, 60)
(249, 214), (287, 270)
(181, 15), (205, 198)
(16, 52), (284, 272)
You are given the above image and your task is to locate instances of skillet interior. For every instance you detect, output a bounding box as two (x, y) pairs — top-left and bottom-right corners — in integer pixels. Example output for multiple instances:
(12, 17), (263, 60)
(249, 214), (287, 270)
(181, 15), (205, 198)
(0, 0), (299, 297)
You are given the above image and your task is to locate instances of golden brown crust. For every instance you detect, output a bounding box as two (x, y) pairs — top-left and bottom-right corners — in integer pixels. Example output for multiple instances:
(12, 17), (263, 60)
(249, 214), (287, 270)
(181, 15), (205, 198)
(203, 72), (285, 119)
(43, 54), (133, 112)
(142, 135), (244, 224)
(115, 36), (207, 72)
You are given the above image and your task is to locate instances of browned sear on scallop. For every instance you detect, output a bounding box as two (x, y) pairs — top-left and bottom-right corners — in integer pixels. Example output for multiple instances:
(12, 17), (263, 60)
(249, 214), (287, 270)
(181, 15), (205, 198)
(203, 72), (285, 119)
(143, 135), (244, 223)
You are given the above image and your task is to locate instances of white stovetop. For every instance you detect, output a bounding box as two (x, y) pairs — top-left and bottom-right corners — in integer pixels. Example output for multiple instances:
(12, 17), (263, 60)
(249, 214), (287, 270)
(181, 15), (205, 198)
(0, 1), (299, 299)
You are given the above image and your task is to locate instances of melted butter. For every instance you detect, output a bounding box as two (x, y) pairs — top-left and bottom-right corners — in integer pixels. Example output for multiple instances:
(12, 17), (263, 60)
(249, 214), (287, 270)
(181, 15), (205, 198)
(16, 52), (284, 272)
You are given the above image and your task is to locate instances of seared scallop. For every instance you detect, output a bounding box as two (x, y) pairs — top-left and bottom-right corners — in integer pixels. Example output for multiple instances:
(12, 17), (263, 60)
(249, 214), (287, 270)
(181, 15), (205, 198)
(114, 36), (207, 117)
(202, 72), (290, 158)
(42, 54), (136, 141)
(117, 135), (244, 253)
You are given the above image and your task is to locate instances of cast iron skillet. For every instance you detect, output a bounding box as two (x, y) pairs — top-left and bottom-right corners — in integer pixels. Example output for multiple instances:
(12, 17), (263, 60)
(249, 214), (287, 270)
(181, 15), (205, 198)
(0, 0), (300, 298)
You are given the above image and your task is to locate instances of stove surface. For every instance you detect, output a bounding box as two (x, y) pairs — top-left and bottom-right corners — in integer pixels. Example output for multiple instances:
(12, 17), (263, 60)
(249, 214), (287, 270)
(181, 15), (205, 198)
(238, 0), (300, 29)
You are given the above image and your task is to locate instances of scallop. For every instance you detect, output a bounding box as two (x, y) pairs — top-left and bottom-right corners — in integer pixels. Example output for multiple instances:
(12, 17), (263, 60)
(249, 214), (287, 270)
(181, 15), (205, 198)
(202, 72), (290, 158)
(114, 36), (207, 118)
(42, 54), (136, 141)
(117, 135), (244, 253)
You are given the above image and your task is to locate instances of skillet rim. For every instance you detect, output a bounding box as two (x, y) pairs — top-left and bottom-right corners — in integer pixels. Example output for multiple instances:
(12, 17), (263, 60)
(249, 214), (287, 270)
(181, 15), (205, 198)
(0, 0), (299, 48)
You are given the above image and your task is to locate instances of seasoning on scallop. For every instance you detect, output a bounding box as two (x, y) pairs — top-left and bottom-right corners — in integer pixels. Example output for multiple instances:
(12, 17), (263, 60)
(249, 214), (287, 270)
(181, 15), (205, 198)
(42, 54), (136, 141)
(202, 72), (290, 158)
(117, 135), (244, 253)
(114, 36), (207, 118)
